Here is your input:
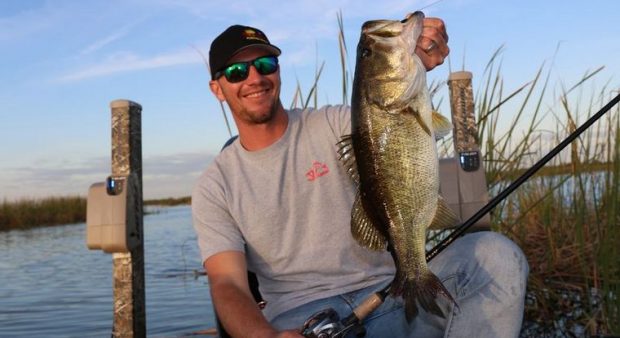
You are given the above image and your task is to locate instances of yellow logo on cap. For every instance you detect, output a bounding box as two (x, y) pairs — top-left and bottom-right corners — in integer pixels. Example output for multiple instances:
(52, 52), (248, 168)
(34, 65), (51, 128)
(242, 29), (268, 43)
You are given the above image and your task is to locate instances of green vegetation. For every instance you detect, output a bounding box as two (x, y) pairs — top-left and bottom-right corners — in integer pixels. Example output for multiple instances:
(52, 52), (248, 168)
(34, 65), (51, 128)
(471, 48), (619, 335)
(0, 196), (86, 231)
(0, 196), (193, 231)
(144, 196), (191, 207)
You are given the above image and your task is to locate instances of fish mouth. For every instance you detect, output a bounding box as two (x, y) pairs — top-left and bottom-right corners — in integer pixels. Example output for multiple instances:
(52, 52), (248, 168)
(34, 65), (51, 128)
(401, 11), (425, 24)
(362, 11), (424, 40)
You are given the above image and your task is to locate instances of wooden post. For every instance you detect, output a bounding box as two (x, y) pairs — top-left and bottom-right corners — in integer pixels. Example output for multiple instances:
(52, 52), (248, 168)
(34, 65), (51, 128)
(110, 99), (146, 337)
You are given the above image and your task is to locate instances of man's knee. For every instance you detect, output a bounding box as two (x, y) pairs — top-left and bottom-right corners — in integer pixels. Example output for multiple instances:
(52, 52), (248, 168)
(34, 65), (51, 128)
(468, 231), (529, 296)
(476, 232), (528, 270)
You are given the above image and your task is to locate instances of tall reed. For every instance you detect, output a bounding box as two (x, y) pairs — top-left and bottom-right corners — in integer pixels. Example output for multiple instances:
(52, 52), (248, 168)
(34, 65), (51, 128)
(473, 49), (619, 335)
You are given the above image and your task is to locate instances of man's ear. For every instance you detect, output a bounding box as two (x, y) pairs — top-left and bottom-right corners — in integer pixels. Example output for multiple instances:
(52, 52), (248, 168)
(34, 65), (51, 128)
(209, 80), (226, 102)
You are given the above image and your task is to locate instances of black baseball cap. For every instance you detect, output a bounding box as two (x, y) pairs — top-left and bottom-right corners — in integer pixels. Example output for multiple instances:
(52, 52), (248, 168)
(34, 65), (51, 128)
(209, 25), (281, 80)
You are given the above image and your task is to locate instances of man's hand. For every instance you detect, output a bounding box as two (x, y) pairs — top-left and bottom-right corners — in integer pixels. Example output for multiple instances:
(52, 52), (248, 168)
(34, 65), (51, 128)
(416, 17), (450, 71)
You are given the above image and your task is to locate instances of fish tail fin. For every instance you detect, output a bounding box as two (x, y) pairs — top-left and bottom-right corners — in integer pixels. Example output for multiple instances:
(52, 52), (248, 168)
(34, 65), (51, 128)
(397, 270), (458, 322)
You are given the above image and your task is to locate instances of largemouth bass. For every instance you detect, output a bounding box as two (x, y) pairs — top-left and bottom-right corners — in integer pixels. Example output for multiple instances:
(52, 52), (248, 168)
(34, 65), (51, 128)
(340, 11), (458, 321)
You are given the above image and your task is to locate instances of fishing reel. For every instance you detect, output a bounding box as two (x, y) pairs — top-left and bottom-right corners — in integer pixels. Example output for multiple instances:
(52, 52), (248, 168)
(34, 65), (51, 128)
(300, 308), (366, 338)
(301, 286), (391, 338)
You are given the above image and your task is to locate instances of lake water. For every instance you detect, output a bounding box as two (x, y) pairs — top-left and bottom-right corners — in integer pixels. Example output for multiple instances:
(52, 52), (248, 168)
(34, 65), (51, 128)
(0, 205), (215, 338)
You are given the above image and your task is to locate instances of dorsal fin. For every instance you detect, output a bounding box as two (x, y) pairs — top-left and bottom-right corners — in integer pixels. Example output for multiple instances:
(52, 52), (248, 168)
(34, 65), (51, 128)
(337, 135), (360, 185)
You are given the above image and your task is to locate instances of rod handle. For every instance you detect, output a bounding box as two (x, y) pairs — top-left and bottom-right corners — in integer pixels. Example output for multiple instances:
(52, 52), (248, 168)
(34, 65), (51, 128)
(352, 293), (384, 321)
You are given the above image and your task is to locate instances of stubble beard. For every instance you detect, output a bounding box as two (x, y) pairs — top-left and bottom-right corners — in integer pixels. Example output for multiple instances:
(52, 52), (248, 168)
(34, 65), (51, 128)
(243, 97), (282, 125)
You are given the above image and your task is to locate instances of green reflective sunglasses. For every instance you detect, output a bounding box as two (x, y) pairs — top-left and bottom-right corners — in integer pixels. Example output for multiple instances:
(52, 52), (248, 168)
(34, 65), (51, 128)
(215, 55), (279, 83)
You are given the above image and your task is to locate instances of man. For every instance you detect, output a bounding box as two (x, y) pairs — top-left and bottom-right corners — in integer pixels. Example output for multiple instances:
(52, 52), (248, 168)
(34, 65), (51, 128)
(193, 17), (528, 338)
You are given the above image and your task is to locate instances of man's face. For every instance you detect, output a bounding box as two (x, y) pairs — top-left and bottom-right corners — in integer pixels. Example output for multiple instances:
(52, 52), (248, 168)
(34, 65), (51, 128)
(210, 47), (282, 125)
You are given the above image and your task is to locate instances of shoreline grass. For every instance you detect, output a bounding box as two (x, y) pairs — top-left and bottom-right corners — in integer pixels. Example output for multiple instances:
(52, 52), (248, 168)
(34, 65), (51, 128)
(0, 196), (193, 231)
(0, 196), (87, 231)
(143, 196), (191, 207)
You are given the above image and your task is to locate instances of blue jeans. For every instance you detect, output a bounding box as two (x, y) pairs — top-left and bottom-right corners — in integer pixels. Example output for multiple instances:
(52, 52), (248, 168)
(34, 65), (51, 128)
(270, 231), (529, 338)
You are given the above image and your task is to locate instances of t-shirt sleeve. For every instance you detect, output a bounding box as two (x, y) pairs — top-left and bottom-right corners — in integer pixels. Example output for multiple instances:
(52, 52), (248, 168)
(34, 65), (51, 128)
(191, 168), (245, 268)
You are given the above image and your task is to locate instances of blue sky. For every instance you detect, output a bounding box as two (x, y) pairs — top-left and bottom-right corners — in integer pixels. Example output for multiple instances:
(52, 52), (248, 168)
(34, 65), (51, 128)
(1, 0), (618, 200)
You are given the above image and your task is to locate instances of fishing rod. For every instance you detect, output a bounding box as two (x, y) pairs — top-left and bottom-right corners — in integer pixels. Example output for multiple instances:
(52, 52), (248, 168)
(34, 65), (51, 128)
(302, 92), (620, 338)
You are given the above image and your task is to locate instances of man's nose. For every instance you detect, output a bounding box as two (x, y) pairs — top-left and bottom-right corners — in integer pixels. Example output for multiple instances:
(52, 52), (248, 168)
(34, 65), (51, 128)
(244, 65), (265, 83)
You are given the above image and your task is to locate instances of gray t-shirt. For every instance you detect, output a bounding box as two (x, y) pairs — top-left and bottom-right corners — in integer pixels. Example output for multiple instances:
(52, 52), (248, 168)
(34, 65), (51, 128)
(192, 105), (395, 320)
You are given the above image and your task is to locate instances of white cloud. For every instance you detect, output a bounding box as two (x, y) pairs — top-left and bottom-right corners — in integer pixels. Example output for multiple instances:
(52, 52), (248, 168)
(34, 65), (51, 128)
(50, 0), (433, 83)
(79, 23), (135, 55)
(56, 48), (202, 82)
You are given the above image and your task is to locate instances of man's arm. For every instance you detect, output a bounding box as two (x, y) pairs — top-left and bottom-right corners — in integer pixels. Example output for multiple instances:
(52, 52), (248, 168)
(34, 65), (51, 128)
(205, 251), (302, 338)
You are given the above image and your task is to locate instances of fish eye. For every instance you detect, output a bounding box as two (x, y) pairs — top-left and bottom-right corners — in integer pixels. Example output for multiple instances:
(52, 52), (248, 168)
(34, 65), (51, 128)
(361, 48), (371, 58)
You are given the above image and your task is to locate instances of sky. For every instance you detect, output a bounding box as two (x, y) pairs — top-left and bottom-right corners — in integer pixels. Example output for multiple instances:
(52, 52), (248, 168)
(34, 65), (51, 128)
(1, 0), (619, 201)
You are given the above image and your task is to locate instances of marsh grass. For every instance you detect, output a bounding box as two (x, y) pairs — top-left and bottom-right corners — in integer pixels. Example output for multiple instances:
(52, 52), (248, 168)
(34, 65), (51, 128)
(144, 196), (191, 207)
(0, 196), (194, 231)
(471, 49), (619, 335)
(0, 196), (86, 231)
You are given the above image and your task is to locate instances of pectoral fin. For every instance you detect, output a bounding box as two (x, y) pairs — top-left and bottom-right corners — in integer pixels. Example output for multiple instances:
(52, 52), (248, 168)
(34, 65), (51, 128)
(351, 192), (387, 250)
(432, 111), (453, 139)
(405, 106), (432, 136)
(404, 107), (453, 140)
(429, 196), (460, 230)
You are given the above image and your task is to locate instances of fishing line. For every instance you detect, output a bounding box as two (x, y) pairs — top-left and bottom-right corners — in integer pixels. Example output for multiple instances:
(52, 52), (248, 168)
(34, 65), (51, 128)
(418, 0), (447, 12)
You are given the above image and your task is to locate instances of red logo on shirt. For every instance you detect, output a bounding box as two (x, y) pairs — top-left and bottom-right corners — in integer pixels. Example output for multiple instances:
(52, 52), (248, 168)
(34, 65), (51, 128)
(306, 161), (330, 181)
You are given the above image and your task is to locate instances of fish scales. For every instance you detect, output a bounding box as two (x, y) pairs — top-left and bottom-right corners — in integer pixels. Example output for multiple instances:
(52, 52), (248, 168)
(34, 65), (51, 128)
(340, 11), (459, 321)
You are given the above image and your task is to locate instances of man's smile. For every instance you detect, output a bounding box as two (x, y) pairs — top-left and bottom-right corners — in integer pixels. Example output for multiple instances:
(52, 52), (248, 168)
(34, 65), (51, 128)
(243, 88), (270, 99)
